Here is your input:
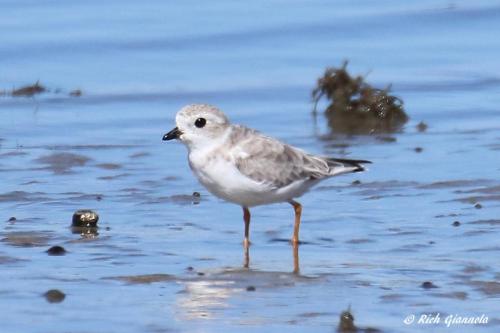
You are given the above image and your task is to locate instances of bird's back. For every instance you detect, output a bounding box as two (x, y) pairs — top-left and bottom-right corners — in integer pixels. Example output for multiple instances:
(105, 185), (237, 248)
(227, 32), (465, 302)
(226, 125), (370, 189)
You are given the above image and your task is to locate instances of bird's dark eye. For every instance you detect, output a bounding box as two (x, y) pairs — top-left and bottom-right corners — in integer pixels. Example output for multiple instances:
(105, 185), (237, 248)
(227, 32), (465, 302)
(194, 118), (206, 128)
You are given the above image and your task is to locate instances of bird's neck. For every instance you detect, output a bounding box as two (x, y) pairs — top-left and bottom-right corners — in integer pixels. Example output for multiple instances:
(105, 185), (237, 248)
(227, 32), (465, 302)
(186, 126), (232, 156)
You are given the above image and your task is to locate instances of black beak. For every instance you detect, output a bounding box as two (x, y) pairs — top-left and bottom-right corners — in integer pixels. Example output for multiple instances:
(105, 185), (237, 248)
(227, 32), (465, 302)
(162, 127), (182, 141)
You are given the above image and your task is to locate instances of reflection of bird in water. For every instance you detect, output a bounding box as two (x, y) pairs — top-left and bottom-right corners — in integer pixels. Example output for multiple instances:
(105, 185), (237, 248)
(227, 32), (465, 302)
(244, 239), (300, 273)
(163, 104), (370, 267)
(176, 280), (234, 320)
(175, 267), (311, 321)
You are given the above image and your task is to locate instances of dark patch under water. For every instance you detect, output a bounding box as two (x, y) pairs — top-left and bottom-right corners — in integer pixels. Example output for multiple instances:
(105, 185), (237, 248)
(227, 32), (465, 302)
(104, 273), (177, 284)
(1, 231), (53, 247)
(0, 191), (49, 203)
(34, 152), (91, 174)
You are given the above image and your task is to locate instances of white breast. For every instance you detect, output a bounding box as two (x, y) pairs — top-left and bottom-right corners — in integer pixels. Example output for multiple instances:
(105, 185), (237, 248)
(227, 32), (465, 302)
(188, 149), (261, 205)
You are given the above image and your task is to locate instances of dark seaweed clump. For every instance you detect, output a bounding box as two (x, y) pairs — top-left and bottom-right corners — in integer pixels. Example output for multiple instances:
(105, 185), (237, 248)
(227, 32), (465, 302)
(0, 81), (82, 97)
(11, 81), (47, 97)
(312, 62), (409, 134)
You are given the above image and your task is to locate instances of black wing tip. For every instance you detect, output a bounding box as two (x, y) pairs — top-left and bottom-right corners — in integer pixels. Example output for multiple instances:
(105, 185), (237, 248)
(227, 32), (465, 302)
(327, 157), (372, 172)
(328, 157), (372, 164)
(353, 165), (366, 172)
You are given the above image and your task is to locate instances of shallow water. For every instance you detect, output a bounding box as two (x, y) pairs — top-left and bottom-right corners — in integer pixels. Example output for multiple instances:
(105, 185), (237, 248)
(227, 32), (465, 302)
(1, 1), (500, 332)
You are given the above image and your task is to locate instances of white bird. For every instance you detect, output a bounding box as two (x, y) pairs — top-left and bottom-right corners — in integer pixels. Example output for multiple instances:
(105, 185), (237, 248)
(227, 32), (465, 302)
(163, 104), (370, 247)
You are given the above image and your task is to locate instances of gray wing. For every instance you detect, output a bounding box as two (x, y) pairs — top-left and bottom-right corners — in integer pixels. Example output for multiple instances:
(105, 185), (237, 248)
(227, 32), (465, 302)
(228, 125), (334, 189)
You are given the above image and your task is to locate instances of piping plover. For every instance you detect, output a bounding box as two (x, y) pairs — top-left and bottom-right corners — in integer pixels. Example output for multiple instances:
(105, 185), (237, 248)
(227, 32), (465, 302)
(163, 104), (371, 247)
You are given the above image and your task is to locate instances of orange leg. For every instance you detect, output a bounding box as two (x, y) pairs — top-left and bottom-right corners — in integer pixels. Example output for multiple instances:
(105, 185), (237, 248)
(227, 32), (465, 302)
(289, 200), (302, 245)
(243, 207), (251, 248)
(292, 242), (300, 274)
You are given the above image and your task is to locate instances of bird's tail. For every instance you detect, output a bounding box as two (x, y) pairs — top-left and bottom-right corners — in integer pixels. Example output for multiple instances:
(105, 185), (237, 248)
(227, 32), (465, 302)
(326, 157), (372, 176)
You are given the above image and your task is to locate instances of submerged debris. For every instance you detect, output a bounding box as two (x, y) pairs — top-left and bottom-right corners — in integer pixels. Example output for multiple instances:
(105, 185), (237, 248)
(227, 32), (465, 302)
(47, 245), (66, 256)
(338, 309), (356, 332)
(416, 121), (428, 132)
(337, 308), (381, 332)
(313, 62), (408, 134)
(166, 193), (201, 205)
(69, 89), (82, 97)
(421, 281), (439, 289)
(44, 289), (66, 303)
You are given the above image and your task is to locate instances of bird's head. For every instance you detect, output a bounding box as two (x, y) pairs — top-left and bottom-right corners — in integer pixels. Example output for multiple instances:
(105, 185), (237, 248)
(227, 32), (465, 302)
(163, 104), (230, 151)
